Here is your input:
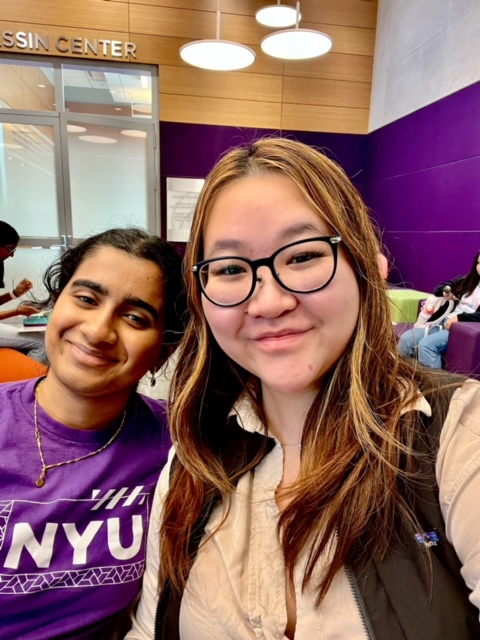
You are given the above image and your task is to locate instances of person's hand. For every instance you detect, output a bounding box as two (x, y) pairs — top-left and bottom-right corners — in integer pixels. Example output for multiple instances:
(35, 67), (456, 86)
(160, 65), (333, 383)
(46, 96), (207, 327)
(445, 316), (459, 330)
(17, 304), (39, 317)
(13, 278), (33, 297)
(444, 292), (457, 301)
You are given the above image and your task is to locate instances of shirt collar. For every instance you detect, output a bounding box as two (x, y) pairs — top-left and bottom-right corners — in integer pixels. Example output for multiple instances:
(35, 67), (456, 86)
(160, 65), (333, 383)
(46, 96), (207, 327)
(230, 389), (432, 435)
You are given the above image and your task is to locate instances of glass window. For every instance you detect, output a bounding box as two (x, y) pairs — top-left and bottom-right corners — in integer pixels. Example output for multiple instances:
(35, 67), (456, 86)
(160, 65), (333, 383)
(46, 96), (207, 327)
(0, 59), (55, 111)
(0, 122), (60, 237)
(63, 64), (153, 119)
(65, 119), (152, 237)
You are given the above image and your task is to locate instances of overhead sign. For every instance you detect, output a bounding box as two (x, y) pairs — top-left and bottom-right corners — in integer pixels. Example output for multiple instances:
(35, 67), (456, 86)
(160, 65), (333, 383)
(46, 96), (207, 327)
(0, 31), (137, 58)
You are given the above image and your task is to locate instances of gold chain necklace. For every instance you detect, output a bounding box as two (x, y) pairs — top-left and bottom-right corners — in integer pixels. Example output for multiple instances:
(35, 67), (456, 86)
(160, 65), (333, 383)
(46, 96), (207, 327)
(34, 381), (128, 488)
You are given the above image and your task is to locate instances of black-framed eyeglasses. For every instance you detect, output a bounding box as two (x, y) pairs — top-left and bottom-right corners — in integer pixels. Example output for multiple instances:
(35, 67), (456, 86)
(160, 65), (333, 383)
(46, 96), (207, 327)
(2, 245), (16, 256)
(192, 236), (342, 307)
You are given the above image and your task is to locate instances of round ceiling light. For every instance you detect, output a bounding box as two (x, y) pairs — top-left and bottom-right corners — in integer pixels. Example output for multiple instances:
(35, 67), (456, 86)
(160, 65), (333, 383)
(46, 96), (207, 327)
(256, 3), (299, 28)
(78, 135), (117, 144)
(180, 40), (255, 71)
(120, 129), (147, 138)
(67, 124), (87, 133)
(261, 29), (333, 60)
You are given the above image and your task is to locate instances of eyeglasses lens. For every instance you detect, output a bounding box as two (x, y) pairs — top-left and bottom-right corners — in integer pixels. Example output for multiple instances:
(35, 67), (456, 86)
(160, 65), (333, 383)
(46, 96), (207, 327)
(199, 239), (335, 306)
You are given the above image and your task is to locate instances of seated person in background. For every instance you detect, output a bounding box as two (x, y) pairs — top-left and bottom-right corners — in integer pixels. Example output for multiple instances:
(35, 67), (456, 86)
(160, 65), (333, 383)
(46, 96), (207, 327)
(128, 139), (480, 639)
(398, 251), (480, 368)
(0, 220), (47, 364)
(0, 228), (186, 640)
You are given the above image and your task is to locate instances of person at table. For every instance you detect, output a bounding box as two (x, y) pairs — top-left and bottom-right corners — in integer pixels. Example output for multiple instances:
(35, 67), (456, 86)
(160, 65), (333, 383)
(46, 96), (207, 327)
(0, 220), (48, 363)
(0, 227), (187, 640)
(127, 138), (480, 640)
(398, 252), (480, 368)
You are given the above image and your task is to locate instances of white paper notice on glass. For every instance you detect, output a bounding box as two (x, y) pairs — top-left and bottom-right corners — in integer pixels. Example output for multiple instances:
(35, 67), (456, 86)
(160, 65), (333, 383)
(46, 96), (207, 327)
(166, 177), (205, 242)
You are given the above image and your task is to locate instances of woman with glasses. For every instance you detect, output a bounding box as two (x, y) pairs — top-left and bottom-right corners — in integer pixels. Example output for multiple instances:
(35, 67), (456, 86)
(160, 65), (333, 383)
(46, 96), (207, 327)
(128, 138), (480, 640)
(0, 220), (47, 363)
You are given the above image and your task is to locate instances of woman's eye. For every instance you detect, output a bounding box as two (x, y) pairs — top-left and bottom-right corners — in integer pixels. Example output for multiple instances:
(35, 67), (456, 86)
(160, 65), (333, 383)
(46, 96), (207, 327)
(125, 313), (149, 327)
(289, 251), (324, 265)
(76, 294), (97, 306)
(211, 264), (247, 277)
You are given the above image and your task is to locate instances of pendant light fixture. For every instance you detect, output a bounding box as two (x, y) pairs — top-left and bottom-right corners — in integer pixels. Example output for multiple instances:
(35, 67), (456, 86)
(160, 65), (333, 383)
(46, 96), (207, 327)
(261, 1), (333, 60)
(180, 1), (255, 71)
(256, 1), (299, 28)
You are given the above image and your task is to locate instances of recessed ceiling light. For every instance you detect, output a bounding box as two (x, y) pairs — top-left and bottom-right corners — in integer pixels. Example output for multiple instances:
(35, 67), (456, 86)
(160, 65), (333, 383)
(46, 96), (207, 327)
(120, 129), (147, 138)
(38, 83), (47, 88)
(67, 124), (87, 133)
(132, 104), (152, 115)
(114, 107), (122, 111)
(78, 135), (118, 144)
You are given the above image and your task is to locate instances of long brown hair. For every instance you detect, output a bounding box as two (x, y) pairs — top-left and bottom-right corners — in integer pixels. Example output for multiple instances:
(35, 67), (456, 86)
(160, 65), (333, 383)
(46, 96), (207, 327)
(455, 251), (480, 298)
(160, 138), (456, 603)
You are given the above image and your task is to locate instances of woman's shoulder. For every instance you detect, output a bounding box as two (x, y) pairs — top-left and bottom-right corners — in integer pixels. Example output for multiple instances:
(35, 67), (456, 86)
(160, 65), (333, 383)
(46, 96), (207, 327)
(437, 379), (480, 481)
(447, 378), (480, 427)
(0, 377), (37, 408)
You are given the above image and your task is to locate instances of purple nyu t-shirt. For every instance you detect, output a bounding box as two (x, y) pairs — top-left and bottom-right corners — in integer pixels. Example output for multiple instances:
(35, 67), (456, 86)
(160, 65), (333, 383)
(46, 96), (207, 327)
(0, 378), (171, 639)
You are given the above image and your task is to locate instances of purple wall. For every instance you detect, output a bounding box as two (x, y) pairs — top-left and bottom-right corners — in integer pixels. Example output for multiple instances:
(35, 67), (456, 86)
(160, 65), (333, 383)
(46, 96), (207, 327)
(160, 86), (480, 294)
(159, 122), (367, 245)
(364, 83), (480, 292)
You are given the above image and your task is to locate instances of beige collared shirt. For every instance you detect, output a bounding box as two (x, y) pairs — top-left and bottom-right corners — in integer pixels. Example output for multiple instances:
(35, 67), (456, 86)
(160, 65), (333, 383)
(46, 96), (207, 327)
(127, 379), (480, 639)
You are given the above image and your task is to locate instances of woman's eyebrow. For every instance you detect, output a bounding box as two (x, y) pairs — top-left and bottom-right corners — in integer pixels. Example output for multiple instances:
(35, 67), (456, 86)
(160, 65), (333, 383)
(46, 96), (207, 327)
(208, 223), (324, 255)
(71, 279), (107, 295)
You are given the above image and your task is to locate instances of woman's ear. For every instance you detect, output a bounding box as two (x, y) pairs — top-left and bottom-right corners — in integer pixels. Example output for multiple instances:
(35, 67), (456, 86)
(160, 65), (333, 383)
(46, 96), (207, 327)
(377, 253), (389, 280)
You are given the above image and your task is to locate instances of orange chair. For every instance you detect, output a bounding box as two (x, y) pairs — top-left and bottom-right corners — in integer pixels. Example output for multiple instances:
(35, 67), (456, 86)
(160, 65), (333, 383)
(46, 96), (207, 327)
(0, 348), (48, 383)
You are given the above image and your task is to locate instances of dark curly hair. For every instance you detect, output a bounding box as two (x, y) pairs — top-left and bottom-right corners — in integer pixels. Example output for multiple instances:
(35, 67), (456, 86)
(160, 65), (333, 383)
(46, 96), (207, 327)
(40, 228), (187, 359)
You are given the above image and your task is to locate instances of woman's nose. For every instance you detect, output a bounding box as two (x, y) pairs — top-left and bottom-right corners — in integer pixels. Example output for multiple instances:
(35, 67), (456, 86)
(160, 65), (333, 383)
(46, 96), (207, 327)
(246, 267), (297, 317)
(82, 310), (117, 344)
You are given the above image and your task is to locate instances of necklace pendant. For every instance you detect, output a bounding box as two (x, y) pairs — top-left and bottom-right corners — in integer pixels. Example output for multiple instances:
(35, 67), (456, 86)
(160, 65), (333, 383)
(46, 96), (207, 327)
(36, 473), (46, 488)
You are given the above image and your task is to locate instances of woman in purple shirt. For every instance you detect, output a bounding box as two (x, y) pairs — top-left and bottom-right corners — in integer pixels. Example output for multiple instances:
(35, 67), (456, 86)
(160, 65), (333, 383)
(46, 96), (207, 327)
(0, 228), (186, 639)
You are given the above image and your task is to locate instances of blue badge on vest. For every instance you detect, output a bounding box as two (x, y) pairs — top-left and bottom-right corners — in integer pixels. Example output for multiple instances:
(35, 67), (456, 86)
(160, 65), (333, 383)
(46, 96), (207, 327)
(414, 530), (440, 549)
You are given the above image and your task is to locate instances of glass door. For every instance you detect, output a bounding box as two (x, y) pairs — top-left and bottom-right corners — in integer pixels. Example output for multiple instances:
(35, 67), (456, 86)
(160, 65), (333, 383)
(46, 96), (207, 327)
(60, 113), (157, 241)
(0, 114), (65, 306)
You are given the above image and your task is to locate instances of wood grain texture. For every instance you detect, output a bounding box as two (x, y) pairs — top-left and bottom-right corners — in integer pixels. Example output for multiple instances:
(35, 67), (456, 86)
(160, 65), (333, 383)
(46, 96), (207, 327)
(161, 66), (282, 103)
(0, 0), (128, 31)
(0, 0), (377, 133)
(160, 94), (282, 129)
(281, 103), (369, 134)
(283, 76), (371, 109)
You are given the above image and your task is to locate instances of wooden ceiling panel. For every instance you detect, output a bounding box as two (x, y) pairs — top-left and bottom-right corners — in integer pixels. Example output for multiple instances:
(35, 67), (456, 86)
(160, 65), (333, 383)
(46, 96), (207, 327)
(284, 53), (373, 83)
(0, 0), (128, 31)
(161, 65), (282, 103)
(283, 76), (371, 109)
(160, 93), (282, 129)
(130, 0), (263, 15)
(281, 103), (369, 134)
